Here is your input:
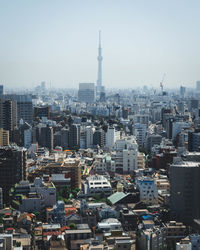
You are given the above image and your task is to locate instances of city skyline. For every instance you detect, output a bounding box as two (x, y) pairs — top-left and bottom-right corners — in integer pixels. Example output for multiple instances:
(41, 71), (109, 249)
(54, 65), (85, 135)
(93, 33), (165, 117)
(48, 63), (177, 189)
(1, 0), (200, 89)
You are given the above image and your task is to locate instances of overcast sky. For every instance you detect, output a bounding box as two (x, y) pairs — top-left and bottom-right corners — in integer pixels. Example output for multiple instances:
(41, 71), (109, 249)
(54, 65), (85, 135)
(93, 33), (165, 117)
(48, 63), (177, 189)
(0, 0), (200, 89)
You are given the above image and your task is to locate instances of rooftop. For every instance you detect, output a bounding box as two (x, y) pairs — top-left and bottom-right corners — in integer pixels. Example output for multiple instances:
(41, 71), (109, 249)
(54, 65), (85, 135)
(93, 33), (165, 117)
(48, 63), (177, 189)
(108, 192), (129, 205)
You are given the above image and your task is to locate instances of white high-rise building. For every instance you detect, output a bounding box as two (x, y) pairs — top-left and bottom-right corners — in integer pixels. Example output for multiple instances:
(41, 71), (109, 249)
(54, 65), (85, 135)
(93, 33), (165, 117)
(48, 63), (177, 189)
(24, 127), (32, 149)
(85, 126), (94, 148)
(114, 137), (138, 174)
(105, 127), (120, 149)
(80, 126), (94, 149)
(133, 123), (147, 147)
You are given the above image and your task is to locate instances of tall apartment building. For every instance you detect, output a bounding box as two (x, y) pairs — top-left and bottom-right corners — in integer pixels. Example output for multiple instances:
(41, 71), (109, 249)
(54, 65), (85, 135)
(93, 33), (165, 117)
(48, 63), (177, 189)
(93, 129), (105, 148)
(133, 114), (149, 126)
(170, 161), (200, 224)
(78, 83), (95, 103)
(114, 137), (138, 174)
(180, 85), (186, 98)
(80, 126), (94, 149)
(39, 126), (54, 151)
(189, 99), (199, 111)
(0, 98), (17, 132)
(145, 134), (162, 152)
(133, 123), (147, 147)
(69, 124), (80, 150)
(0, 85), (3, 95)
(3, 94), (33, 124)
(60, 128), (69, 150)
(188, 131), (200, 152)
(34, 106), (50, 119)
(12, 122), (32, 148)
(85, 126), (94, 148)
(105, 127), (120, 149)
(0, 146), (27, 203)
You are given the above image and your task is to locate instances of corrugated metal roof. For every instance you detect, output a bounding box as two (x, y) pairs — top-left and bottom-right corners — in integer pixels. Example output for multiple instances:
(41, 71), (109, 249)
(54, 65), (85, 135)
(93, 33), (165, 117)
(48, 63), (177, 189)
(108, 192), (129, 205)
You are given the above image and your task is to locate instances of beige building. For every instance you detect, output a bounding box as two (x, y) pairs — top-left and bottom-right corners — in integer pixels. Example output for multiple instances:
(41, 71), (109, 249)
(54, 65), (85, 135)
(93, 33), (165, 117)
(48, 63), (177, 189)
(0, 128), (9, 146)
(165, 221), (187, 239)
(137, 152), (145, 169)
(154, 178), (170, 192)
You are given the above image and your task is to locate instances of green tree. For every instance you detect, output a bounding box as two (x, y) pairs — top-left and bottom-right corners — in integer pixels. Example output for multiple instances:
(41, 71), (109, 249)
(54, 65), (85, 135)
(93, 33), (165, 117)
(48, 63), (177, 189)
(69, 223), (76, 229)
(72, 188), (80, 198)
(0, 216), (3, 224)
(16, 242), (21, 247)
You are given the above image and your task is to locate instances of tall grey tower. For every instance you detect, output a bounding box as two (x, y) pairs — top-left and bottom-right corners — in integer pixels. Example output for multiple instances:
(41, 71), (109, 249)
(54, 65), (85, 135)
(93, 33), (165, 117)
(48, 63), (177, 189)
(97, 31), (103, 93)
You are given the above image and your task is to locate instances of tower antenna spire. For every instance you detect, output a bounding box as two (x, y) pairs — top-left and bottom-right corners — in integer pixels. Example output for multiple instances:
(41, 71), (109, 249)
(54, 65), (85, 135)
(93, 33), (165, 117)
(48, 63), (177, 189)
(99, 30), (101, 48)
(97, 30), (103, 92)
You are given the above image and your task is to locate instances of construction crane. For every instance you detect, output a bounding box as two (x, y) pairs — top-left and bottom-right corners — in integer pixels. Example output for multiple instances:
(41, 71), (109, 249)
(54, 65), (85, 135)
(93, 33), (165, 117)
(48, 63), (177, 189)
(160, 73), (166, 95)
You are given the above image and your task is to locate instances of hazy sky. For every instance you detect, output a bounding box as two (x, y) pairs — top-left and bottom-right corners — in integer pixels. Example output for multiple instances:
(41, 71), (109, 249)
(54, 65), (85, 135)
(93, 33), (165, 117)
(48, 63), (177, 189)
(0, 0), (200, 89)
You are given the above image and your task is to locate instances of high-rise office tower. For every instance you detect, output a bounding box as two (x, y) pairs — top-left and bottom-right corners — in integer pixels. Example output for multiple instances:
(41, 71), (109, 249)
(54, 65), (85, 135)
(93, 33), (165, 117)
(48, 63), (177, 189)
(78, 83), (95, 103)
(0, 85), (3, 95)
(3, 94), (33, 125)
(39, 125), (54, 151)
(93, 128), (105, 148)
(69, 124), (80, 150)
(0, 146), (27, 203)
(80, 126), (94, 149)
(0, 99), (17, 133)
(60, 128), (69, 150)
(170, 161), (200, 224)
(188, 131), (200, 152)
(196, 81), (200, 91)
(12, 122), (32, 148)
(41, 81), (46, 92)
(180, 85), (186, 98)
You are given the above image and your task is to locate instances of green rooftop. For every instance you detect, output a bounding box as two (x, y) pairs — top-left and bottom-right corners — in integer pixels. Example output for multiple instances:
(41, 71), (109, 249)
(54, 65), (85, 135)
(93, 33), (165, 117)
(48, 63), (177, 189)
(108, 192), (130, 205)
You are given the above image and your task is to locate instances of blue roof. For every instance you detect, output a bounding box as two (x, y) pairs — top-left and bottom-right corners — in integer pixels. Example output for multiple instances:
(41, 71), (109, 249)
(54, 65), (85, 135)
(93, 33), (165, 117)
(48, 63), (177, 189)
(142, 215), (153, 220)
